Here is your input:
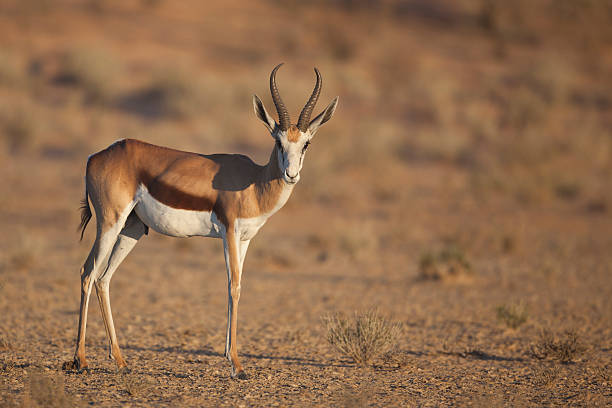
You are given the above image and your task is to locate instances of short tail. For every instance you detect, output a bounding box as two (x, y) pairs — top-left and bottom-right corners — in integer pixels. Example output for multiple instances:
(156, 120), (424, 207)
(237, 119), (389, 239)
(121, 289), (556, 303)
(78, 187), (92, 241)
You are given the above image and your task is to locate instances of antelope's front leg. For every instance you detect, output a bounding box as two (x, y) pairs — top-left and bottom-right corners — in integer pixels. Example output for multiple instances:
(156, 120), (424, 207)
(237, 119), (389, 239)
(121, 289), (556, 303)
(222, 227), (247, 379)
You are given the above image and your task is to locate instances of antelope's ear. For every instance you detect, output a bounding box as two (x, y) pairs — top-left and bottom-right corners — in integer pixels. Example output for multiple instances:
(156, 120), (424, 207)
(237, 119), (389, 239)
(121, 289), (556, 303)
(253, 95), (277, 134)
(308, 97), (338, 137)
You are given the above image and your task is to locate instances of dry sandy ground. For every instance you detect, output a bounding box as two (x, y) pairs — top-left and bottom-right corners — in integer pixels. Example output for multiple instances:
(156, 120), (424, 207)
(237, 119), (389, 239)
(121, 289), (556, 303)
(1, 149), (610, 407)
(1, 1), (611, 406)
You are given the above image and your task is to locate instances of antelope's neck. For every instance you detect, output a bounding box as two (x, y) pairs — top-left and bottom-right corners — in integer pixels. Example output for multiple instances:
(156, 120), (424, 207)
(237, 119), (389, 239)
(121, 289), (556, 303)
(254, 145), (294, 217)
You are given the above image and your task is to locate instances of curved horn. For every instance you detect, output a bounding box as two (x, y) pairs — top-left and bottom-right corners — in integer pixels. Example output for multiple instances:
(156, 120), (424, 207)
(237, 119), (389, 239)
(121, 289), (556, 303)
(297, 67), (322, 132)
(270, 63), (290, 131)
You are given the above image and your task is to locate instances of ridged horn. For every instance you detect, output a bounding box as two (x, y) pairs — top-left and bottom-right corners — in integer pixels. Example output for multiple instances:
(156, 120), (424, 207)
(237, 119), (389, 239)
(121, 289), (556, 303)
(270, 63), (290, 131)
(297, 67), (322, 132)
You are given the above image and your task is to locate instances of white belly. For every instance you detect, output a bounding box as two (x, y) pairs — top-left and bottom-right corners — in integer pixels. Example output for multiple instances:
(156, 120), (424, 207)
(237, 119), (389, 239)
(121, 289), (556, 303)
(134, 185), (222, 238)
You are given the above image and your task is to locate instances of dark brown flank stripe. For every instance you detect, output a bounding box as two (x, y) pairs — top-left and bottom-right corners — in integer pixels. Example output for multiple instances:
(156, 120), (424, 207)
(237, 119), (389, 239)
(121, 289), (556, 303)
(138, 169), (216, 212)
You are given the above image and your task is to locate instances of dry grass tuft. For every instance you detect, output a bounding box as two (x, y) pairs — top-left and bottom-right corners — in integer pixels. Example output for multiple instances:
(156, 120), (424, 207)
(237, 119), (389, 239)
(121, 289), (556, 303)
(496, 301), (528, 329)
(533, 365), (561, 387)
(419, 244), (471, 281)
(0, 334), (12, 351)
(337, 224), (378, 261)
(1, 359), (16, 374)
(531, 329), (586, 363)
(323, 309), (401, 367)
(594, 364), (610, 383)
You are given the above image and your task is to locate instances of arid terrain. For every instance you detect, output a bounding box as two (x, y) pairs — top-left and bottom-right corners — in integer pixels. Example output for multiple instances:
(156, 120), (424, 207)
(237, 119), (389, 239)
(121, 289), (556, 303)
(0, 0), (611, 406)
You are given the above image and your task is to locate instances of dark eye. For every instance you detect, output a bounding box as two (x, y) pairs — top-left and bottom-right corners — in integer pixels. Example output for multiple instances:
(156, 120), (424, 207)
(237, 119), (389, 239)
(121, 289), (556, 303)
(302, 141), (310, 152)
(276, 140), (283, 151)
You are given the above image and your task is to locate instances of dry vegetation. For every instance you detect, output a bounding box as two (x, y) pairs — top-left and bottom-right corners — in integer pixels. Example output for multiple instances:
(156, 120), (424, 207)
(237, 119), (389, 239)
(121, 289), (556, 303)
(496, 301), (528, 329)
(323, 309), (401, 367)
(418, 243), (472, 281)
(0, 0), (611, 406)
(531, 329), (587, 364)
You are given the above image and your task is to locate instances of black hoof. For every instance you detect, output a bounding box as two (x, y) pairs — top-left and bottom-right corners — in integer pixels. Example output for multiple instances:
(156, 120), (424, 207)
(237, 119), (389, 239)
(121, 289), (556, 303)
(61, 361), (75, 371)
(62, 360), (88, 373)
(117, 366), (131, 374)
(233, 371), (248, 380)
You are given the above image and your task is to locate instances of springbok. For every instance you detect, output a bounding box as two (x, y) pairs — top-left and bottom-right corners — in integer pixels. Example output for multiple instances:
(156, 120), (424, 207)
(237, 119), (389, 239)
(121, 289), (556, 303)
(62, 64), (337, 379)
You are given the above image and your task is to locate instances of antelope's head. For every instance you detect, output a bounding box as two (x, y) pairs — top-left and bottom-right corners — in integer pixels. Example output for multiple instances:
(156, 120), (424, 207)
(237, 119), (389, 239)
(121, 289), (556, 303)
(253, 63), (338, 185)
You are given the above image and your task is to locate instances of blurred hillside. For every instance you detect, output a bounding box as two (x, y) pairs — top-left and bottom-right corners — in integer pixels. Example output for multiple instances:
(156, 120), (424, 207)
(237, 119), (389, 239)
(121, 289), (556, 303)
(0, 0), (610, 210)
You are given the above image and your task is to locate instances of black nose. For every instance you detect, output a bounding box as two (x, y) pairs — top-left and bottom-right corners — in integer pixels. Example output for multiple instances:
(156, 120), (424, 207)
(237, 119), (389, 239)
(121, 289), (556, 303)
(285, 170), (298, 179)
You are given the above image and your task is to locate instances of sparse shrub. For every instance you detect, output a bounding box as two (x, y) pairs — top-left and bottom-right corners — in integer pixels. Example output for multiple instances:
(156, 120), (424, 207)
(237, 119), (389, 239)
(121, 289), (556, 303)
(419, 244), (471, 281)
(1, 359), (16, 373)
(338, 228), (377, 260)
(594, 364), (610, 383)
(496, 301), (528, 329)
(55, 48), (120, 103)
(533, 365), (560, 387)
(531, 329), (586, 363)
(0, 334), (11, 351)
(322, 309), (401, 367)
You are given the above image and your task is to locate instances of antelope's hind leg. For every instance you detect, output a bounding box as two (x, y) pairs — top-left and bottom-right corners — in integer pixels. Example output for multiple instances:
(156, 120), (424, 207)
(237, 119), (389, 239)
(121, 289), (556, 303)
(94, 212), (147, 370)
(64, 213), (131, 371)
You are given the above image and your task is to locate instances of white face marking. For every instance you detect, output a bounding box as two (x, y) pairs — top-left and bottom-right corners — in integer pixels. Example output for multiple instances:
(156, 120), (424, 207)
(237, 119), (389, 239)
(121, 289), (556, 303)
(134, 185), (223, 238)
(276, 130), (311, 184)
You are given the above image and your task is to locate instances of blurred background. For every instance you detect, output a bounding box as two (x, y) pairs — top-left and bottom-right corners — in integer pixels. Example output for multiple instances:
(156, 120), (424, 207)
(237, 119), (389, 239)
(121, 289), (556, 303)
(1, 0), (611, 207)
(0, 0), (611, 405)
